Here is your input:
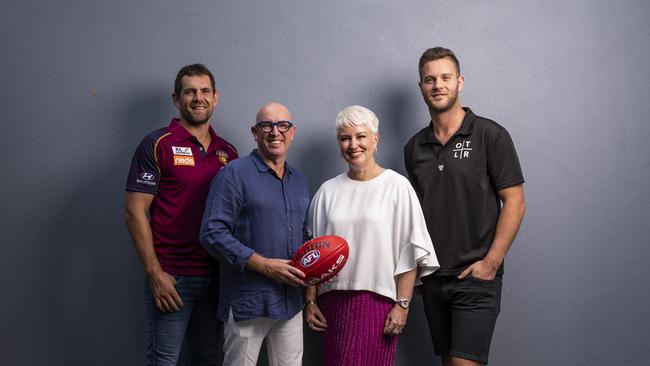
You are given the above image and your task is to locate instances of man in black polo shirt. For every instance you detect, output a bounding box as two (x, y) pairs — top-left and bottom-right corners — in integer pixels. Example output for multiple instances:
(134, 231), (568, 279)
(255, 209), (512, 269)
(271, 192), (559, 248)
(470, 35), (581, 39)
(404, 47), (526, 365)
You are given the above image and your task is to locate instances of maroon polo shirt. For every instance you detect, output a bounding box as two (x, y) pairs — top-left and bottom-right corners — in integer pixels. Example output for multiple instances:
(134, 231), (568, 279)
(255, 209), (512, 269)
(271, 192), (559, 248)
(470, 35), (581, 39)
(126, 118), (238, 276)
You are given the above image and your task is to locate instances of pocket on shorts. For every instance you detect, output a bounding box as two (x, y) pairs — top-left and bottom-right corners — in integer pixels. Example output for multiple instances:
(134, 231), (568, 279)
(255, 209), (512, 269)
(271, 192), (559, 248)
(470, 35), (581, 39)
(466, 274), (499, 285)
(461, 275), (502, 314)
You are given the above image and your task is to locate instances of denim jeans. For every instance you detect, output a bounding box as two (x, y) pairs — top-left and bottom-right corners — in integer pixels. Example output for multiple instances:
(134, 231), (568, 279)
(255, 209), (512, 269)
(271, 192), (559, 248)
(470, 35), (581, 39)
(144, 274), (220, 366)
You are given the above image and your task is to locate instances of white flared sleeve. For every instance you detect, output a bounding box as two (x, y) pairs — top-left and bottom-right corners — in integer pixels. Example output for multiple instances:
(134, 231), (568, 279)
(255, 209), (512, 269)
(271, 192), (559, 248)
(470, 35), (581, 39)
(393, 177), (439, 284)
(308, 184), (325, 237)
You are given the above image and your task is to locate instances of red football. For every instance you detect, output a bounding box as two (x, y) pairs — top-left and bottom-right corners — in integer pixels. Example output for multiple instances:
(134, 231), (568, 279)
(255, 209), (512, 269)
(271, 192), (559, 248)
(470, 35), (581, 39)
(292, 235), (349, 286)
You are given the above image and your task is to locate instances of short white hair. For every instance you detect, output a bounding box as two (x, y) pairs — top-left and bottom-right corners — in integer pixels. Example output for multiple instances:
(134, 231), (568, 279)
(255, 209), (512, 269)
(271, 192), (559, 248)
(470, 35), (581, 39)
(335, 105), (379, 133)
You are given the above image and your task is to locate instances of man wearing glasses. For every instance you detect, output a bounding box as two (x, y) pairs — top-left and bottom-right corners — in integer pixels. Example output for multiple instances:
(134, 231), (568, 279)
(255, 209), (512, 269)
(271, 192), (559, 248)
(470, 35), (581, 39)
(200, 102), (309, 366)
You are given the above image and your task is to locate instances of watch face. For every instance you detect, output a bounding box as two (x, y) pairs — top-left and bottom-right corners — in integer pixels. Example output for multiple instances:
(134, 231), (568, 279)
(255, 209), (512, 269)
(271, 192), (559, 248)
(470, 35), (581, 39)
(398, 299), (409, 309)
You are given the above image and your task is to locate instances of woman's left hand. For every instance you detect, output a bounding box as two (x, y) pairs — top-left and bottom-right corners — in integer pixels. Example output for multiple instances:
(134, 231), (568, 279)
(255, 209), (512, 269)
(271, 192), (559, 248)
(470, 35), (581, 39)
(383, 305), (408, 336)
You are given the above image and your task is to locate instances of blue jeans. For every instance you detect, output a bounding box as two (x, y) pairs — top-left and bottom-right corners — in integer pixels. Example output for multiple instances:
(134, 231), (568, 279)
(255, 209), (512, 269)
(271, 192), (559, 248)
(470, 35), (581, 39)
(144, 274), (220, 366)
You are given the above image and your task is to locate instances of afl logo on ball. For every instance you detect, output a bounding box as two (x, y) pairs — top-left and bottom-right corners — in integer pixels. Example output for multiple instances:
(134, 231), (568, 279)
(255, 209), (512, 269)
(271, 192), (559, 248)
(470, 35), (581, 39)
(300, 250), (320, 267)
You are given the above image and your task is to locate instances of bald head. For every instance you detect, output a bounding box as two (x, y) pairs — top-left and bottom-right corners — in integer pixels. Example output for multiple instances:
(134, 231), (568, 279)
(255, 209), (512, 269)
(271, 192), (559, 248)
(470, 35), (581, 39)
(251, 102), (296, 165)
(256, 102), (292, 123)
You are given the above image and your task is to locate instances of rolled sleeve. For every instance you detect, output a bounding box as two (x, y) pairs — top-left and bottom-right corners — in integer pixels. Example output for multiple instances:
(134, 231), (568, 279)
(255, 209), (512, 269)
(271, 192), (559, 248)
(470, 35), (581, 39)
(200, 166), (255, 271)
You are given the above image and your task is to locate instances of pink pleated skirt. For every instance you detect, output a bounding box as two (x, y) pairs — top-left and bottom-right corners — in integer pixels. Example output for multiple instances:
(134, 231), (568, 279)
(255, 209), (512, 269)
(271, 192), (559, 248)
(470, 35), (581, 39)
(318, 290), (399, 366)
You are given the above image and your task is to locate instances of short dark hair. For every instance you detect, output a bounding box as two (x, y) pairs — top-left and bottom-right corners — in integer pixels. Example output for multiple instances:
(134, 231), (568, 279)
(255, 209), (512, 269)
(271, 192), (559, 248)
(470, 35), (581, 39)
(174, 64), (216, 95)
(418, 47), (460, 80)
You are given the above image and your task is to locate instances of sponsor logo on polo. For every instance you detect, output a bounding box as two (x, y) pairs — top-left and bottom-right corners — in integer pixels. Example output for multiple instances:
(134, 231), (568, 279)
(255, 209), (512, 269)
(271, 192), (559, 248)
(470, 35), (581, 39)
(452, 140), (472, 159)
(300, 250), (320, 267)
(172, 146), (193, 156)
(136, 171), (156, 186)
(140, 172), (155, 181)
(174, 156), (195, 166)
(216, 149), (229, 165)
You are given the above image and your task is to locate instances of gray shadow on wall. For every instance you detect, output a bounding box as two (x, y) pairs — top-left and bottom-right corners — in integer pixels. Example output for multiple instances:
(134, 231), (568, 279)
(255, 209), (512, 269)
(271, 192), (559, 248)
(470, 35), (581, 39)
(373, 80), (423, 175)
(46, 87), (181, 365)
(293, 127), (342, 195)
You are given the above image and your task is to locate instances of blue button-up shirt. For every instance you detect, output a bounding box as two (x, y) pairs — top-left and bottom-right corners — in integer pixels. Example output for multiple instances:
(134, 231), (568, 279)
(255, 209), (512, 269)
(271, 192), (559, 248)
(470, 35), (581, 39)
(200, 150), (310, 321)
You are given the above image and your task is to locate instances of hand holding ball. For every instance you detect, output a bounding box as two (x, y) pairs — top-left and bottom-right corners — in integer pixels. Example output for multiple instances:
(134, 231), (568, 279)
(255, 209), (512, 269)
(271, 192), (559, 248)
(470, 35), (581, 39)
(291, 235), (349, 286)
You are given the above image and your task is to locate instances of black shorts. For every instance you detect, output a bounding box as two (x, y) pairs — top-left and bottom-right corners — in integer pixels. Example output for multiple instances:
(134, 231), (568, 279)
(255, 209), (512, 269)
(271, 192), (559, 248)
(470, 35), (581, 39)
(420, 274), (502, 364)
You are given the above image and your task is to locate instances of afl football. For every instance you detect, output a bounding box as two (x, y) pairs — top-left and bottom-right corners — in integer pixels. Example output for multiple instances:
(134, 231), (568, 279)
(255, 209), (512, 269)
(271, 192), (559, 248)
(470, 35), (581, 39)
(292, 235), (349, 286)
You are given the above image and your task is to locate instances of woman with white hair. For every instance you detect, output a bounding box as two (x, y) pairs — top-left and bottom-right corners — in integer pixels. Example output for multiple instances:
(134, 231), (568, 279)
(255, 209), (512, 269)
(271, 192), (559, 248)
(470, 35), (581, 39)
(305, 105), (439, 365)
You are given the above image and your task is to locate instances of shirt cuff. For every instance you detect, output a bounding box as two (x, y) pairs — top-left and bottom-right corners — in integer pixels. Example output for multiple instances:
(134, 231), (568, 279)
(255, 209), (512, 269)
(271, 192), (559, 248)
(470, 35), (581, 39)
(236, 246), (255, 272)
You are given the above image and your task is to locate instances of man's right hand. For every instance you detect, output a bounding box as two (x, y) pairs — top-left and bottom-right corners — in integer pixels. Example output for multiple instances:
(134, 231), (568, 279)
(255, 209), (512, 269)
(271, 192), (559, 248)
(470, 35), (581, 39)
(246, 253), (304, 286)
(149, 271), (184, 312)
(261, 258), (306, 287)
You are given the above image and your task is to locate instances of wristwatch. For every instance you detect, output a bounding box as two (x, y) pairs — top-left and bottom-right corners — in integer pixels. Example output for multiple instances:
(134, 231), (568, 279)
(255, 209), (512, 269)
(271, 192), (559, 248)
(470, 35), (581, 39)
(395, 298), (410, 309)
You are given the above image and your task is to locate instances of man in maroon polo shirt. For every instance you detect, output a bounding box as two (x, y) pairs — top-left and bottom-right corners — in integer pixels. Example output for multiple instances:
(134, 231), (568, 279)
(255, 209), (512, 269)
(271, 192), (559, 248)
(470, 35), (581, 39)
(125, 64), (237, 365)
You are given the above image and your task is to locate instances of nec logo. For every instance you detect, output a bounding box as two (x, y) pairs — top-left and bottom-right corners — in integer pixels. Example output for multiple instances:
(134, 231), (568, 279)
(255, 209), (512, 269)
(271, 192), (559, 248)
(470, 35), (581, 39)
(300, 250), (321, 267)
(140, 172), (155, 181)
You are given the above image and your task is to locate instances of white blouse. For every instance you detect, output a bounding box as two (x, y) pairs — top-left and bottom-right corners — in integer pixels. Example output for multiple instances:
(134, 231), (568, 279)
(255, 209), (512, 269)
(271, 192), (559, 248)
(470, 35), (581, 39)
(308, 169), (439, 300)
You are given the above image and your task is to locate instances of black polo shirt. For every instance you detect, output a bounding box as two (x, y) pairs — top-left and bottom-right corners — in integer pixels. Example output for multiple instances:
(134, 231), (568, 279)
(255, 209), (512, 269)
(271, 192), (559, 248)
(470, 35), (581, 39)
(404, 108), (524, 276)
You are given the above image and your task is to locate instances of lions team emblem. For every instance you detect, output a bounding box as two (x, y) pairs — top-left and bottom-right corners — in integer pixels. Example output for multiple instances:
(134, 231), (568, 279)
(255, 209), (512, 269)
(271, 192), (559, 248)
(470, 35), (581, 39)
(216, 149), (229, 165)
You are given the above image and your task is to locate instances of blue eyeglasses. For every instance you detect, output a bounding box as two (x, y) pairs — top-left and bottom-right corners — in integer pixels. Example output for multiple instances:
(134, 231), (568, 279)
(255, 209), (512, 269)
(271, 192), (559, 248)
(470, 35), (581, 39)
(255, 120), (293, 133)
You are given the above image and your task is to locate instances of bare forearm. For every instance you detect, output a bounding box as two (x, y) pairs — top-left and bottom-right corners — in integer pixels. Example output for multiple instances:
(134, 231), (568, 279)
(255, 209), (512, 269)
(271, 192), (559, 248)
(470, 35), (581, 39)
(383, 268), (417, 335)
(125, 210), (161, 275)
(485, 185), (526, 268)
(395, 268), (417, 300)
(306, 285), (318, 301)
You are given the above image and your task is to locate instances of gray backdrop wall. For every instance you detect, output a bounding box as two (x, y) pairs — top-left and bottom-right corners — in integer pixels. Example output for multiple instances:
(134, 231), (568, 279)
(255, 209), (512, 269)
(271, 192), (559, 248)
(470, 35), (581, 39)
(2, 1), (649, 365)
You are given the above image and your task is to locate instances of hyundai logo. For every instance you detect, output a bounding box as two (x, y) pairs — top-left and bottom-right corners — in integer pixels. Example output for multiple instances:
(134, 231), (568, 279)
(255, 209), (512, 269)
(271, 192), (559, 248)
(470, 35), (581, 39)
(300, 250), (321, 267)
(140, 172), (155, 181)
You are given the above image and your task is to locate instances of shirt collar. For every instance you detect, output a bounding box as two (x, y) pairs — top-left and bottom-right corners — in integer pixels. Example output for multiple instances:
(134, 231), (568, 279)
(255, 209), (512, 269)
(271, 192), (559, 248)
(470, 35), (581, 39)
(250, 149), (293, 175)
(421, 107), (476, 144)
(169, 118), (222, 152)
(457, 107), (476, 136)
(169, 118), (193, 140)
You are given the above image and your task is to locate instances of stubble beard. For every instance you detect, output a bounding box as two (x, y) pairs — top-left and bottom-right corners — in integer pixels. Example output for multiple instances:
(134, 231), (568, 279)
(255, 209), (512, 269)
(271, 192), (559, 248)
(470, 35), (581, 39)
(182, 108), (212, 126)
(427, 91), (458, 114)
